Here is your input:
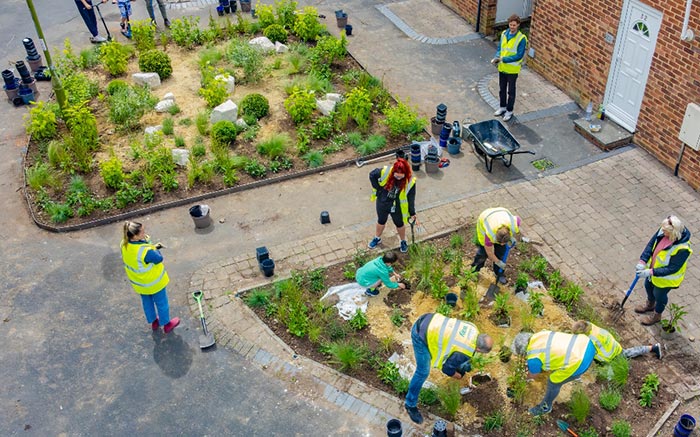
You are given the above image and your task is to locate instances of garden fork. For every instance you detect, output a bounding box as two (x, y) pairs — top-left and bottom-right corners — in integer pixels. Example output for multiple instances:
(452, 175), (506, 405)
(612, 275), (640, 321)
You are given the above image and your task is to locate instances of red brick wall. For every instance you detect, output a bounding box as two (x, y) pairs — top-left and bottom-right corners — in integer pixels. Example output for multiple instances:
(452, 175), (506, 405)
(441, 0), (498, 34)
(527, 0), (700, 190)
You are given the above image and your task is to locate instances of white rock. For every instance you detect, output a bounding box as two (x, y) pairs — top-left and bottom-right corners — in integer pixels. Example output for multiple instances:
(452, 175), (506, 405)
(325, 93), (342, 102)
(316, 99), (337, 116)
(249, 36), (275, 52)
(275, 42), (289, 53)
(171, 148), (190, 167)
(235, 118), (249, 129)
(132, 72), (161, 88)
(210, 100), (239, 124)
(144, 125), (162, 135)
(154, 99), (176, 113)
(214, 74), (236, 94)
(162, 92), (175, 101)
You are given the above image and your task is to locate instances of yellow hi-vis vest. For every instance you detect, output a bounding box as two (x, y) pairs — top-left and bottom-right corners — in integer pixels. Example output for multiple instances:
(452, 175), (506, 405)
(498, 30), (527, 75)
(476, 207), (519, 246)
(526, 331), (591, 383)
(426, 314), (478, 369)
(648, 238), (692, 288)
(588, 324), (622, 363)
(370, 165), (417, 224)
(121, 242), (170, 295)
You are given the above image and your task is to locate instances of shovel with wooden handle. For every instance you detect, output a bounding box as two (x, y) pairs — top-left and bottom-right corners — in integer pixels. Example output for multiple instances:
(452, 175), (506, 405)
(193, 290), (216, 349)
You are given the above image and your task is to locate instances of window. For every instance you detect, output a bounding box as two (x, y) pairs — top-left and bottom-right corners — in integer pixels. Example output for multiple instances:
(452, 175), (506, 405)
(632, 21), (650, 37)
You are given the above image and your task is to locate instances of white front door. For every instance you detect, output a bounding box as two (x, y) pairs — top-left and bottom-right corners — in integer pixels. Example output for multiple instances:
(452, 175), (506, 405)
(604, 0), (662, 132)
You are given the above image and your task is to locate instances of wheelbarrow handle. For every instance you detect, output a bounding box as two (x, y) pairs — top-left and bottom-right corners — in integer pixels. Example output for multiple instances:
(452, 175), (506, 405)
(511, 150), (536, 155)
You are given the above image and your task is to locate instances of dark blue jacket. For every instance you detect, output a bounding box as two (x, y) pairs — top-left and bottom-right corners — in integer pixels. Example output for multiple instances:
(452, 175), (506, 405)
(640, 227), (692, 279)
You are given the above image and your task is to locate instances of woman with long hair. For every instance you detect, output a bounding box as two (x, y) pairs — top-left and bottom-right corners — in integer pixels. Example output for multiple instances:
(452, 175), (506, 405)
(368, 158), (417, 254)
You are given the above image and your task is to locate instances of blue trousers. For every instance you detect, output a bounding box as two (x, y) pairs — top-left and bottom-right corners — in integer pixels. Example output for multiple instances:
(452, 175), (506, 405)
(644, 278), (672, 314)
(405, 320), (431, 408)
(75, 0), (99, 37)
(140, 288), (171, 326)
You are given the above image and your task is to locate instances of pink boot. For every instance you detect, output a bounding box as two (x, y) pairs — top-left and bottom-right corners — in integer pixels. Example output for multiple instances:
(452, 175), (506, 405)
(163, 317), (180, 334)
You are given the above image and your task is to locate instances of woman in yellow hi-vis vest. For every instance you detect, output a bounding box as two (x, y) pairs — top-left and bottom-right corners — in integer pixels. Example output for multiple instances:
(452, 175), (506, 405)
(491, 14), (528, 122)
(404, 313), (493, 424)
(512, 330), (595, 416)
(634, 215), (692, 326)
(368, 158), (417, 254)
(121, 221), (180, 333)
(572, 320), (661, 361)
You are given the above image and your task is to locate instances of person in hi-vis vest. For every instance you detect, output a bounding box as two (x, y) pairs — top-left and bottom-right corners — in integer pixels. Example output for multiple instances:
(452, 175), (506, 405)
(572, 320), (661, 361)
(511, 331), (595, 416)
(404, 313), (493, 424)
(121, 221), (180, 334)
(491, 14), (528, 122)
(634, 215), (692, 326)
(471, 207), (521, 284)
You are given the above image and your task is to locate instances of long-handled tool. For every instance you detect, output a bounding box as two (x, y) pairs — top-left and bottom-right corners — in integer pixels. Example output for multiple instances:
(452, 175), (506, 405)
(612, 275), (640, 321)
(485, 243), (512, 300)
(193, 290), (216, 349)
(408, 216), (416, 245)
(556, 420), (579, 437)
(94, 3), (113, 42)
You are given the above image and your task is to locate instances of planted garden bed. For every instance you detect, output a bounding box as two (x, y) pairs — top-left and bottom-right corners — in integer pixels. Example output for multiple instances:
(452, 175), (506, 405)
(23, 4), (426, 226)
(244, 225), (675, 436)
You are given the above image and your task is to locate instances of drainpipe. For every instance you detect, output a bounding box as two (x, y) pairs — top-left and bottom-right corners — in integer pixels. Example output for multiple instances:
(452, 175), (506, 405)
(681, 0), (695, 41)
(476, 0), (482, 33)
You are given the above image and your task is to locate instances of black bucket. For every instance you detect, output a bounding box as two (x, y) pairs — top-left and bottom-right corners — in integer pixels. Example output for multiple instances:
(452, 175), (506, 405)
(260, 258), (275, 277)
(410, 142), (421, 171)
(432, 420), (447, 437)
(320, 211), (331, 224)
(445, 292), (458, 307)
(386, 419), (402, 437)
(345, 24), (353, 36)
(189, 205), (213, 229)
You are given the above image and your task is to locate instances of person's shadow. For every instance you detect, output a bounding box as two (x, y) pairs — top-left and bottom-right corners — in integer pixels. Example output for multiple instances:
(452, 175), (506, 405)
(152, 330), (194, 379)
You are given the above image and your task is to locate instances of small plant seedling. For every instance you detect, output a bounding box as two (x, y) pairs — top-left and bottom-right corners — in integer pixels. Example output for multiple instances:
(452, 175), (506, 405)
(661, 303), (687, 333)
(390, 306), (405, 327)
(348, 309), (368, 330)
(531, 158), (555, 171)
(435, 301), (452, 317)
(483, 410), (505, 431)
(568, 386), (591, 425)
(638, 373), (660, 407)
(610, 420), (632, 437)
(598, 385), (621, 411)
(436, 380), (461, 419)
(376, 360), (399, 384)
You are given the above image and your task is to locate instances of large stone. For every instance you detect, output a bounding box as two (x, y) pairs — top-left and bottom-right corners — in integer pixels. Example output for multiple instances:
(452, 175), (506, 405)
(171, 148), (190, 167)
(316, 99), (337, 116)
(162, 92), (175, 101)
(325, 93), (342, 102)
(275, 42), (288, 53)
(249, 36), (275, 52)
(235, 118), (249, 129)
(155, 99), (176, 113)
(214, 74), (236, 94)
(144, 125), (162, 135)
(132, 72), (161, 88)
(210, 100), (239, 124)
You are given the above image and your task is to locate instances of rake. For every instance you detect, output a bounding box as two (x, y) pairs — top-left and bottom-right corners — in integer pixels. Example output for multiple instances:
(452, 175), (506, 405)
(612, 275), (640, 321)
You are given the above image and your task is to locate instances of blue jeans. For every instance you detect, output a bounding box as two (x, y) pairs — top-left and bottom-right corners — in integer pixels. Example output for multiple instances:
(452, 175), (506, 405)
(405, 320), (431, 408)
(75, 0), (99, 37)
(140, 288), (171, 325)
(540, 342), (595, 407)
(644, 278), (671, 314)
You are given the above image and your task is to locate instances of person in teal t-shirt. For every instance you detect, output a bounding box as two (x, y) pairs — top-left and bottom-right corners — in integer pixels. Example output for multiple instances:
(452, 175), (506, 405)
(355, 251), (406, 297)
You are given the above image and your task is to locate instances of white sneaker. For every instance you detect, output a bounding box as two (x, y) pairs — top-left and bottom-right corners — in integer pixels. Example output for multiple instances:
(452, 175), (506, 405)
(494, 107), (507, 116)
(503, 111), (513, 122)
(90, 35), (107, 43)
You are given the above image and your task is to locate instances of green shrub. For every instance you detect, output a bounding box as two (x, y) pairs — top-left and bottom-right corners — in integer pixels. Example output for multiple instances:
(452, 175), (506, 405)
(162, 117), (175, 135)
(196, 111), (210, 135)
(308, 34), (347, 79)
(131, 19), (156, 51)
(63, 72), (99, 105)
(520, 255), (548, 280)
(275, 0), (297, 28)
(244, 158), (267, 178)
(26, 162), (61, 191)
(303, 151), (324, 168)
(483, 410), (505, 431)
(199, 76), (229, 108)
(596, 355), (629, 388)
(639, 373), (659, 407)
(46, 201), (74, 224)
(170, 16), (203, 49)
(327, 341), (367, 372)
(528, 291), (544, 317)
(292, 6), (324, 41)
(255, 2), (276, 27)
(191, 142), (207, 158)
(25, 101), (57, 142)
(418, 387), (439, 406)
(226, 39), (264, 83)
(210, 120), (239, 150)
(598, 385), (621, 411)
(99, 41), (133, 76)
(340, 87), (372, 131)
(568, 386), (590, 425)
(167, 104), (181, 116)
(348, 309), (368, 330)
(579, 428), (599, 437)
(356, 134), (386, 156)
(550, 282), (584, 310)
(347, 131), (363, 147)
(198, 47), (223, 68)
(240, 93), (270, 120)
(383, 98), (426, 138)
(106, 79), (129, 95)
(392, 377), (410, 395)
(62, 102), (99, 172)
(108, 85), (157, 130)
(610, 420), (631, 437)
(99, 154), (125, 190)
(310, 115), (335, 140)
(47, 140), (71, 170)
(284, 87), (316, 124)
(174, 136), (186, 148)
(436, 381), (461, 419)
(435, 302), (452, 316)
(138, 49), (173, 80)
(256, 134), (291, 158)
(244, 289), (271, 308)
(390, 307), (405, 327)
(263, 23), (288, 43)
(79, 47), (101, 69)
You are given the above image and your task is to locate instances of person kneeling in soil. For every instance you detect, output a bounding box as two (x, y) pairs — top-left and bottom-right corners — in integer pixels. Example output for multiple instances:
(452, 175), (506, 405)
(355, 251), (406, 297)
(404, 313), (493, 424)
(572, 320), (662, 361)
(511, 330), (595, 416)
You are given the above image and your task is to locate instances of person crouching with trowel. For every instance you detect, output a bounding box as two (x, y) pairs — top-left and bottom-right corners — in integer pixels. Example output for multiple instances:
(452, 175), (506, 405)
(471, 207), (521, 284)
(404, 313), (493, 424)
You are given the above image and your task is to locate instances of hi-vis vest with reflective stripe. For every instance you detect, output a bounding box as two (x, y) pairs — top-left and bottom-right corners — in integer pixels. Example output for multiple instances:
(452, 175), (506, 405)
(648, 235), (692, 288)
(526, 331), (591, 383)
(370, 165), (417, 224)
(588, 324), (622, 363)
(122, 242), (170, 295)
(476, 207), (519, 246)
(426, 314), (478, 369)
(498, 31), (527, 75)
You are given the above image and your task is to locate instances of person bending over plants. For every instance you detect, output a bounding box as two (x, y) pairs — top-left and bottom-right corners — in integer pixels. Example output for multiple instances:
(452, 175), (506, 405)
(404, 313), (493, 424)
(471, 207), (521, 284)
(355, 251), (406, 297)
(572, 320), (662, 361)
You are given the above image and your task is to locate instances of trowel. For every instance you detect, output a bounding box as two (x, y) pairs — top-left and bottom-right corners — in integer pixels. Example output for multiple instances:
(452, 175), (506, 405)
(193, 290), (216, 349)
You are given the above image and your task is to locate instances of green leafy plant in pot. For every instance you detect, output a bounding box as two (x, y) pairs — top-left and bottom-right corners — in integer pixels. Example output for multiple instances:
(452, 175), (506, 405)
(660, 303), (687, 334)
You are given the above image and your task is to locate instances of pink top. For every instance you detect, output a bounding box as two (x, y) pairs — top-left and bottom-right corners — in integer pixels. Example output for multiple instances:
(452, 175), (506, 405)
(643, 236), (673, 272)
